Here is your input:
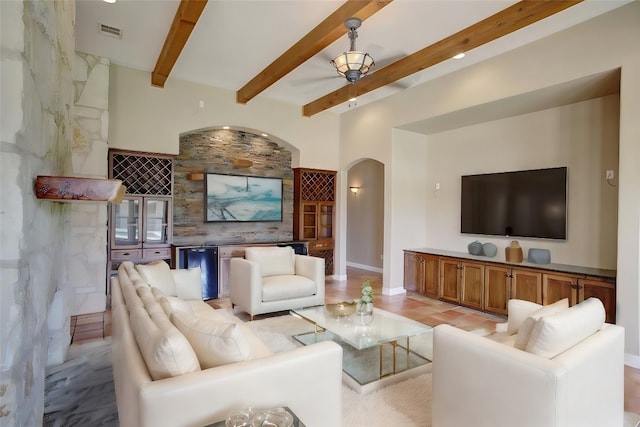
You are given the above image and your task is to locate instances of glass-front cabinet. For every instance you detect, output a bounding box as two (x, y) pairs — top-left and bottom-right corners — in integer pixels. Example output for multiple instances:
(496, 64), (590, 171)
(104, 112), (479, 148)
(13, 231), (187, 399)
(110, 196), (171, 250)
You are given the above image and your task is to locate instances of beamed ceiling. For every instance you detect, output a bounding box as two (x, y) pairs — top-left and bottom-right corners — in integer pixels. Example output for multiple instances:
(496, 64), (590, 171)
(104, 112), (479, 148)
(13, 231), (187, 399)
(75, 0), (631, 117)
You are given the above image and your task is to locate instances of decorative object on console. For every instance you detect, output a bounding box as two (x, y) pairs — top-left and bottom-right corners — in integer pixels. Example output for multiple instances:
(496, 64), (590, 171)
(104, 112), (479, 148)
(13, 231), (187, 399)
(505, 240), (523, 263)
(467, 240), (484, 256)
(528, 248), (551, 264)
(482, 243), (497, 258)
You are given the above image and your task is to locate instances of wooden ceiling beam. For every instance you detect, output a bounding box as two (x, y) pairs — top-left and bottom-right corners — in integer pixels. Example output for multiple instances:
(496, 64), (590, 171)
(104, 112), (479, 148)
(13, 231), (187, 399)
(303, 0), (583, 117)
(151, 0), (208, 88)
(236, 0), (393, 104)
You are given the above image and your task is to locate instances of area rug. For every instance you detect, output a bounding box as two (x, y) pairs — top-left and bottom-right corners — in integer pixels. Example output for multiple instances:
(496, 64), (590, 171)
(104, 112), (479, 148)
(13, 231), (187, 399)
(43, 312), (640, 427)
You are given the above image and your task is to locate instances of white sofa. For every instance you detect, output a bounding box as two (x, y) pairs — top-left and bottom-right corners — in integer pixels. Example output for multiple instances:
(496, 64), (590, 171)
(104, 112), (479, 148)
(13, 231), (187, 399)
(432, 297), (625, 427)
(111, 260), (342, 427)
(230, 246), (325, 320)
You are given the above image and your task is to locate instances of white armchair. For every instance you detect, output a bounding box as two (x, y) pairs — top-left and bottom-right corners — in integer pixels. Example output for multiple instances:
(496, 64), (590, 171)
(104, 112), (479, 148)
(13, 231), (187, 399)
(432, 298), (625, 427)
(230, 246), (325, 320)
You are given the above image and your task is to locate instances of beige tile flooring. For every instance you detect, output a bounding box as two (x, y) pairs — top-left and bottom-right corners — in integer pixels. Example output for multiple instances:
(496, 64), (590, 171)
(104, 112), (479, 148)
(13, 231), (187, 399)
(71, 267), (640, 414)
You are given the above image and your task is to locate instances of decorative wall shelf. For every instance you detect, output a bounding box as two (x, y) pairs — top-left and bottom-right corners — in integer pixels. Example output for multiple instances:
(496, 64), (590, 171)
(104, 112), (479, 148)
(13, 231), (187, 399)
(34, 176), (125, 202)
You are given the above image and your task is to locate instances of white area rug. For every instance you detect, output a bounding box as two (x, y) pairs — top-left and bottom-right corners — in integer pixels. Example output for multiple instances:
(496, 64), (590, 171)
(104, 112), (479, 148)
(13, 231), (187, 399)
(246, 314), (433, 426)
(43, 311), (640, 427)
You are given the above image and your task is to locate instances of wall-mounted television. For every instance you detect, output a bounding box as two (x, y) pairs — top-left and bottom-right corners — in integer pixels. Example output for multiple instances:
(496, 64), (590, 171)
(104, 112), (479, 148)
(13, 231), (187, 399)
(460, 167), (567, 240)
(205, 173), (282, 222)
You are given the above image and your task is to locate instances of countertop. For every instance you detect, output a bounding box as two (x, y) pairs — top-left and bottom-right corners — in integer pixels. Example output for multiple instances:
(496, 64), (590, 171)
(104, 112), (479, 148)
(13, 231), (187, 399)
(405, 247), (616, 279)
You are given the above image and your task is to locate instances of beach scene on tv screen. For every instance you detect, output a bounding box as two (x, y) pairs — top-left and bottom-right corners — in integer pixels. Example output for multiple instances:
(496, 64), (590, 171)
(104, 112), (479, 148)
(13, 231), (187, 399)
(206, 174), (282, 222)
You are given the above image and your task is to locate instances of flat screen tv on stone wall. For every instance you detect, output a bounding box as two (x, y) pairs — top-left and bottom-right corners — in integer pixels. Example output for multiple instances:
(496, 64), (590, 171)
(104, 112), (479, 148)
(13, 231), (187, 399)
(460, 167), (567, 240)
(205, 173), (283, 222)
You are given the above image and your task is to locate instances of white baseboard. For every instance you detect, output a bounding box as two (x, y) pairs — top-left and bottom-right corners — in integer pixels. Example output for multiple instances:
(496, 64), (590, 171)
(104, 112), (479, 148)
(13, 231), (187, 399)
(346, 261), (383, 273)
(382, 287), (407, 296)
(328, 274), (347, 281)
(625, 352), (640, 369)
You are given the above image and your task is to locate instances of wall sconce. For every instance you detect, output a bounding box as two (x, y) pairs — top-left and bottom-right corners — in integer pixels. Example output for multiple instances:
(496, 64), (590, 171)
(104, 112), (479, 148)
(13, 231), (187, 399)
(349, 186), (360, 195)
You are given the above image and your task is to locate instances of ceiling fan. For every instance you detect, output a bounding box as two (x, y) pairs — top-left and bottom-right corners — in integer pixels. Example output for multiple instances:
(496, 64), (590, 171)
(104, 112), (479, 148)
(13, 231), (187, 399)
(330, 17), (375, 84)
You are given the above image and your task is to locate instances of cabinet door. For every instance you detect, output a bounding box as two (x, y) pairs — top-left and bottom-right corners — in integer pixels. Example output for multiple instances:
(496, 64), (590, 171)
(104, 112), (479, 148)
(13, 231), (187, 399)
(543, 273), (579, 306)
(143, 197), (171, 248)
(111, 196), (142, 249)
(460, 262), (484, 310)
(301, 203), (318, 240)
(423, 255), (440, 298)
(318, 202), (334, 240)
(484, 265), (511, 315)
(511, 269), (543, 304)
(403, 252), (422, 292)
(440, 259), (461, 304)
(580, 278), (616, 323)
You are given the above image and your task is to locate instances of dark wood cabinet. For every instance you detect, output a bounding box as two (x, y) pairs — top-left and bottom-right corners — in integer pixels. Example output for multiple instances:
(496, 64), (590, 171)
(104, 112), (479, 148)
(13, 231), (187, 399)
(404, 252), (439, 298)
(439, 258), (484, 308)
(403, 250), (616, 322)
(293, 168), (336, 275)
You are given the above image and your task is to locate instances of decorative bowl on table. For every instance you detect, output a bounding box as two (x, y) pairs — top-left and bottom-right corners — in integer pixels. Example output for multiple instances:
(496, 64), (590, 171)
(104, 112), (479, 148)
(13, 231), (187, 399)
(252, 408), (293, 427)
(325, 301), (357, 317)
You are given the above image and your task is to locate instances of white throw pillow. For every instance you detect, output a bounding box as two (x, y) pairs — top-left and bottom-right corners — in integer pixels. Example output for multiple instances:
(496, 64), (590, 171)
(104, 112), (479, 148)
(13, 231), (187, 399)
(120, 280), (144, 309)
(136, 260), (178, 296)
(526, 297), (606, 358)
(507, 299), (543, 335)
(170, 267), (203, 301)
(129, 305), (200, 380)
(514, 298), (569, 350)
(153, 291), (194, 318)
(245, 247), (295, 277)
(171, 312), (254, 368)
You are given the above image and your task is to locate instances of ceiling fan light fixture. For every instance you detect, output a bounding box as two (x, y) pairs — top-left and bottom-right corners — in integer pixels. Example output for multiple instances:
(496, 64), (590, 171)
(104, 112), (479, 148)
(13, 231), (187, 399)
(331, 18), (374, 84)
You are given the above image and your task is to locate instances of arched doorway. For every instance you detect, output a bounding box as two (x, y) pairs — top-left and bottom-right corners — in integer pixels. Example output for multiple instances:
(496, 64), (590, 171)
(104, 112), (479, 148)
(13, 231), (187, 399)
(346, 159), (384, 272)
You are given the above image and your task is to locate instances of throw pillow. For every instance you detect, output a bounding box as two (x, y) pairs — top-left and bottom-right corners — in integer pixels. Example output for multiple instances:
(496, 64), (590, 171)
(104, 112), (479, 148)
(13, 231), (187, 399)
(171, 312), (254, 368)
(170, 267), (203, 301)
(129, 305), (200, 380)
(245, 246), (295, 277)
(526, 297), (606, 358)
(507, 299), (543, 335)
(153, 288), (194, 318)
(120, 280), (144, 309)
(514, 298), (569, 350)
(136, 260), (178, 296)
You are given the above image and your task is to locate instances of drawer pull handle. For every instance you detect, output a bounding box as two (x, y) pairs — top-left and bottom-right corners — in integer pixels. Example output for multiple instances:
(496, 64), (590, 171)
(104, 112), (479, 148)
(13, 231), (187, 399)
(123, 253), (129, 256)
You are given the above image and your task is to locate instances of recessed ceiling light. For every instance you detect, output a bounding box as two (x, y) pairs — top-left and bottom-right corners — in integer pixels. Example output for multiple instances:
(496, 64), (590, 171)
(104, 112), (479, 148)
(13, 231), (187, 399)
(452, 53), (465, 60)
(349, 97), (357, 102)
(222, 126), (230, 130)
(103, 0), (116, 3)
(261, 133), (268, 137)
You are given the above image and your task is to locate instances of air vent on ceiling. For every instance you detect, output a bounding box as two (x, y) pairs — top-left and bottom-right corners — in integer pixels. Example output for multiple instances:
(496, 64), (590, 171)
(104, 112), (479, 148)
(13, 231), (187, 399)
(99, 23), (122, 39)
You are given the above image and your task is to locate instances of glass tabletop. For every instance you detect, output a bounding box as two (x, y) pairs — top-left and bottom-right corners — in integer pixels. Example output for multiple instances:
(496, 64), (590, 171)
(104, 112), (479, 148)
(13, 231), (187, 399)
(291, 305), (432, 350)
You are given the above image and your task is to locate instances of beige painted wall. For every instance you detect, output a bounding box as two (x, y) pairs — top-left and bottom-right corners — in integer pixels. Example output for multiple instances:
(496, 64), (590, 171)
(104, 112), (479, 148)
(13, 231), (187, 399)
(423, 95), (619, 268)
(339, 2), (640, 364)
(108, 65), (340, 170)
(346, 159), (384, 270)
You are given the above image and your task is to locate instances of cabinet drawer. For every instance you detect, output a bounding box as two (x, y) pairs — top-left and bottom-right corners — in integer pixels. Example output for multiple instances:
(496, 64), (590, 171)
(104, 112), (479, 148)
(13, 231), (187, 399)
(143, 248), (171, 259)
(110, 249), (143, 261)
(308, 240), (334, 251)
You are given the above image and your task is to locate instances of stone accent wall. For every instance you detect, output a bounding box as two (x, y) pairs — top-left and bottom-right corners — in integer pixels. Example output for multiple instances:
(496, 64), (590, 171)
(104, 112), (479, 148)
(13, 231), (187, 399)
(173, 129), (294, 245)
(70, 53), (110, 315)
(0, 0), (75, 424)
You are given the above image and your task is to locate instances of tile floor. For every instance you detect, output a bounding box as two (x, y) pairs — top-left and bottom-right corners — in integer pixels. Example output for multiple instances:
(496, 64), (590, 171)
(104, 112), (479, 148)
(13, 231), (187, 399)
(71, 267), (640, 414)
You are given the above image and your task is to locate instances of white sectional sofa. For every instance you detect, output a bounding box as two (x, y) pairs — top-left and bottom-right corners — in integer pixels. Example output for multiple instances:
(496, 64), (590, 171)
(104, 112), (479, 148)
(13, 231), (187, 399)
(111, 260), (343, 427)
(432, 297), (625, 427)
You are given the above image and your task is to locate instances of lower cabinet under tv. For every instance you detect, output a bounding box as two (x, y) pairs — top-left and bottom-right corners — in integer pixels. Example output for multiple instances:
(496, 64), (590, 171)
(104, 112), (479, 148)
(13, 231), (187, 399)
(403, 249), (616, 323)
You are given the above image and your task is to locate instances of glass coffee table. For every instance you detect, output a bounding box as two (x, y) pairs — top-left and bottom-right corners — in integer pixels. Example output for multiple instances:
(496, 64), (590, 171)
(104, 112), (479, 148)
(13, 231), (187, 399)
(291, 305), (432, 392)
